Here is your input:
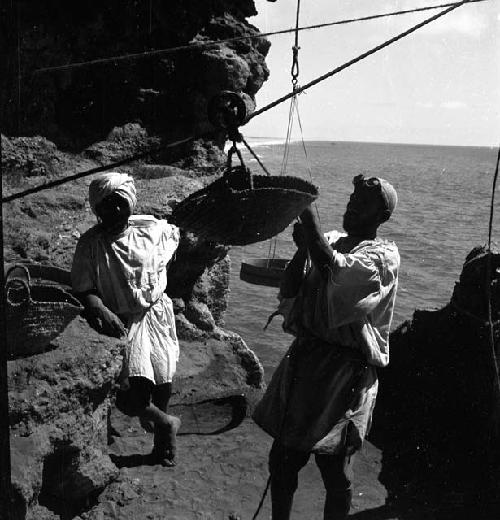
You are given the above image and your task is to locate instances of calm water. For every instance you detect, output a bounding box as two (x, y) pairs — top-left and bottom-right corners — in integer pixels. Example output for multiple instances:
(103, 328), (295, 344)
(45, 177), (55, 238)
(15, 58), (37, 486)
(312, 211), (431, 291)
(223, 141), (500, 380)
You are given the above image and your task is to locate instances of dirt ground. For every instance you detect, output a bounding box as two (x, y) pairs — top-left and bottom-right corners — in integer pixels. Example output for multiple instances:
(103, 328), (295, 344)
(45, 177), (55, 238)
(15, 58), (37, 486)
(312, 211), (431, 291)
(84, 405), (400, 520)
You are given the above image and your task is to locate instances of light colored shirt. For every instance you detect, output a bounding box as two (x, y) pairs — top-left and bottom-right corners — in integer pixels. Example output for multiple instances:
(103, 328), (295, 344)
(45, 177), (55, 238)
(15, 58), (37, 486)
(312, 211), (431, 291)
(71, 215), (180, 384)
(253, 230), (400, 453)
(280, 230), (400, 367)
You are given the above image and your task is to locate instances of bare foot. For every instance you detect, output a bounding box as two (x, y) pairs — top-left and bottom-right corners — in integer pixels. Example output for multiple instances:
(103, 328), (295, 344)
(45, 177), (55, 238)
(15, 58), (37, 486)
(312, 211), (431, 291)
(151, 415), (181, 467)
(164, 415), (181, 462)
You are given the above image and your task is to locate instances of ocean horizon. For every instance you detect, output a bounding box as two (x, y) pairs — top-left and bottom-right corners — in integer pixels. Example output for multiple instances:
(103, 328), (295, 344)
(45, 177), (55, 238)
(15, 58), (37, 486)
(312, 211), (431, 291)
(244, 136), (497, 150)
(224, 139), (500, 381)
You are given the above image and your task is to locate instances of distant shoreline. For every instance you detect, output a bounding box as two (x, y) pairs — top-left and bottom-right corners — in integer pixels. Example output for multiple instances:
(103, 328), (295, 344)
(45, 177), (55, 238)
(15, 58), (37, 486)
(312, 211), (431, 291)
(243, 137), (496, 150)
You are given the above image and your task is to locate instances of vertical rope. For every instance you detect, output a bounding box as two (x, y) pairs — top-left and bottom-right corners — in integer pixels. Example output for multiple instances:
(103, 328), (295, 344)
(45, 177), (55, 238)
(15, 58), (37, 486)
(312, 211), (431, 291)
(483, 145), (500, 502)
(487, 146), (500, 250)
(255, 3), (304, 516)
(295, 97), (321, 224)
(16, 0), (21, 133)
(486, 145), (500, 377)
(149, 0), (153, 35)
(0, 26), (13, 509)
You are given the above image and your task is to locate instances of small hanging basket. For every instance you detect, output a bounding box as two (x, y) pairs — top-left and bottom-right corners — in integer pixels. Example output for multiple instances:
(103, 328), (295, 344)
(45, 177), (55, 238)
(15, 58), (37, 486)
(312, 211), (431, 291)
(240, 258), (290, 288)
(171, 166), (319, 245)
(5, 264), (82, 359)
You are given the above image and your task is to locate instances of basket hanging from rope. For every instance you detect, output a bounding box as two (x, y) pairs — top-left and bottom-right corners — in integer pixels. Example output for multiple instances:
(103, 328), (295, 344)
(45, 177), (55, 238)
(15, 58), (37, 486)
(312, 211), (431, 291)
(5, 264), (82, 359)
(171, 165), (319, 246)
(240, 258), (290, 288)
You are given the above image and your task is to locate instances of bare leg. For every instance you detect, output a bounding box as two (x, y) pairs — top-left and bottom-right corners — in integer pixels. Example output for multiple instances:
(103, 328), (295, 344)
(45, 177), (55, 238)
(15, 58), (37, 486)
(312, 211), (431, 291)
(126, 378), (178, 466)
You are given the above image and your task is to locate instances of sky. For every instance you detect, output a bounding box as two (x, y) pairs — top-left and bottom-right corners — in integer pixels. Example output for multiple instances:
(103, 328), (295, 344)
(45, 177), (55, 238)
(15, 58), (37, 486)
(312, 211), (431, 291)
(244, 0), (500, 146)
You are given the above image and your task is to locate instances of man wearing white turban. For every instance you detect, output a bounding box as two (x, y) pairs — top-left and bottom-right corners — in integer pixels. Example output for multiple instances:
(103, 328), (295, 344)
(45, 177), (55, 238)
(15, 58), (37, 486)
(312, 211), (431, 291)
(72, 172), (181, 467)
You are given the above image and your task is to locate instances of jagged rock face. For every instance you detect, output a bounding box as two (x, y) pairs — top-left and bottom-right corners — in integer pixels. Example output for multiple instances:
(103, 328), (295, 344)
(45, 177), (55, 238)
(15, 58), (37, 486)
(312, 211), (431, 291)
(8, 317), (264, 519)
(373, 247), (500, 515)
(8, 318), (123, 519)
(1, 0), (269, 151)
(3, 3), (270, 517)
(3, 137), (265, 519)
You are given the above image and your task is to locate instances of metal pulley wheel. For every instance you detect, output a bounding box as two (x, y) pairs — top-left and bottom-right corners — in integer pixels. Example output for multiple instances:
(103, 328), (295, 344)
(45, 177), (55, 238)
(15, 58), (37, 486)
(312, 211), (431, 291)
(207, 91), (255, 131)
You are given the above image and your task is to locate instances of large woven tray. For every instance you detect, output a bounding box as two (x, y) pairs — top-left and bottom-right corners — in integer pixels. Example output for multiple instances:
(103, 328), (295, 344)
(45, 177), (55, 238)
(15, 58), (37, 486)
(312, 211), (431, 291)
(171, 166), (319, 245)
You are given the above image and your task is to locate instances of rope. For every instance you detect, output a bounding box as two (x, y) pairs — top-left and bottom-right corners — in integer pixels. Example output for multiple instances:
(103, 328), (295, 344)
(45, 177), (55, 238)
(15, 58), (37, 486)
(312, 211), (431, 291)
(487, 146), (500, 250)
(450, 298), (500, 329)
(1, 134), (198, 203)
(16, 2), (21, 134)
(250, 474), (272, 520)
(253, 3), (304, 513)
(252, 2), (306, 515)
(246, 0), (473, 123)
(295, 96), (321, 224)
(28, 0), (488, 76)
(291, 0), (301, 86)
(486, 145), (500, 388)
(241, 138), (272, 176)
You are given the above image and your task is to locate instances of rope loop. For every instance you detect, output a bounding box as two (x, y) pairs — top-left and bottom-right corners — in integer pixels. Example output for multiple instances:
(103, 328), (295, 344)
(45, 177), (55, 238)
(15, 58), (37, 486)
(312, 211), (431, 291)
(226, 141), (245, 170)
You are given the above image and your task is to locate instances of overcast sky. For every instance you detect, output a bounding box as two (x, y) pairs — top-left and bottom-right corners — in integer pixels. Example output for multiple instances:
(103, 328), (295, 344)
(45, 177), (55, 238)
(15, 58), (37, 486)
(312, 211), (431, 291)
(244, 0), (500, 146)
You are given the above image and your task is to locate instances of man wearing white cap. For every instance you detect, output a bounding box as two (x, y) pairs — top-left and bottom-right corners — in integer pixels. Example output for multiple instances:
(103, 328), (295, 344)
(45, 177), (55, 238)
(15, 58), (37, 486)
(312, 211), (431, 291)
(72, 172), (181, 467)
(253, 174), (400, 519)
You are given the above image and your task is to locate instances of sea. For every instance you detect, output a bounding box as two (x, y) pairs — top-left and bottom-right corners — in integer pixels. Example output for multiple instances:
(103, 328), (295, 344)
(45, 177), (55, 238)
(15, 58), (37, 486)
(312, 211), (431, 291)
(223, 140), (500, 381)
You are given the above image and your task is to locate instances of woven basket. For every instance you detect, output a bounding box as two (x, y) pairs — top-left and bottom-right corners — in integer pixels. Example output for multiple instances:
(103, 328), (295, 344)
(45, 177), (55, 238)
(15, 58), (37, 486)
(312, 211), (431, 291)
(5, 265), (82, 359)
(171, 166), (319, 246)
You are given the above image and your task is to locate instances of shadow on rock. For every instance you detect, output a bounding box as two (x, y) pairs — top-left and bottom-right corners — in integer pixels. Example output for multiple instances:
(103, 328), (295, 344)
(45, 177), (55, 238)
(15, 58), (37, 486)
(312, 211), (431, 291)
(372, 246), (500, 519)
(174, 394), (248, 436)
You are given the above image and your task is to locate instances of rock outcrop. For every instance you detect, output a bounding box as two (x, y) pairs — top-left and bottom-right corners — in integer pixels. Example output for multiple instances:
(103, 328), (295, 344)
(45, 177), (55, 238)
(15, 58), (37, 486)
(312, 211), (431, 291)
(4, 136), (265, 518)
(372, 247), (500, 518)
(1, 0), (270, 152)
(8, 318), (123, 520)
(3, 2), (270, 517)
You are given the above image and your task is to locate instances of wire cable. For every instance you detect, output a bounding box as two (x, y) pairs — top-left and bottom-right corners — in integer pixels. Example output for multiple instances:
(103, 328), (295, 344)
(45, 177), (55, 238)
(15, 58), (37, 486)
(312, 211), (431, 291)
(241, 137), (272, 176)
(1, 134), (198, 203)
(246, 0), (474, 123)
(2, 0), (479, 205)
(29, 0), (488, 76)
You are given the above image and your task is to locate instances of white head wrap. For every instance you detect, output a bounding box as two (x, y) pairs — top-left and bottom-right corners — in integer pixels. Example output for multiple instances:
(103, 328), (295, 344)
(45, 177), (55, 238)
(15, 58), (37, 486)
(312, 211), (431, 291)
(88, 172), (137, 215)
(376, 177), (398, 214)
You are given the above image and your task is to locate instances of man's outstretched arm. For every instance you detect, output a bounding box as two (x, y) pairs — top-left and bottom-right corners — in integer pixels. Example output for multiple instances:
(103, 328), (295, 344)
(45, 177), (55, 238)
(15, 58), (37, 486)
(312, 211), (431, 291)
(279, 222), (310, 298)
(299, 206), (335, 279)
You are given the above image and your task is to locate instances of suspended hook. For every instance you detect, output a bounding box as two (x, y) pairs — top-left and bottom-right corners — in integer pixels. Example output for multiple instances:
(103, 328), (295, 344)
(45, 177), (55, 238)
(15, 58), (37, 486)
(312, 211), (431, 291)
(291, 45), (300, 85)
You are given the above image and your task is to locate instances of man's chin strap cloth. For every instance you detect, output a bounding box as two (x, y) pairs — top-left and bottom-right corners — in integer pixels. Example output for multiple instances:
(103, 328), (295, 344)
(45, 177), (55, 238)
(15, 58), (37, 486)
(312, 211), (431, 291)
(89, 172), (137, 216)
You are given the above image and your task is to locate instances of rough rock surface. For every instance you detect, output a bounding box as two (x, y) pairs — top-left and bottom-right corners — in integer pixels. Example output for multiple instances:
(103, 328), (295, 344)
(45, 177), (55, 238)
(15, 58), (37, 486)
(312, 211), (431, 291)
(372, 247), (500, 518)
(1, 1), (269, 152)
(1, 2), (270, 518)
(8, 318), (123, 519)
(4, 141), (265, 518)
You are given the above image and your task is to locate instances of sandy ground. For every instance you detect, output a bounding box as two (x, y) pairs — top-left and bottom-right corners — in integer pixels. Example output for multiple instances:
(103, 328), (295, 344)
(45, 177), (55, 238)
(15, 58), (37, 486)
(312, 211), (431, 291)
(89, 403), (400, 520)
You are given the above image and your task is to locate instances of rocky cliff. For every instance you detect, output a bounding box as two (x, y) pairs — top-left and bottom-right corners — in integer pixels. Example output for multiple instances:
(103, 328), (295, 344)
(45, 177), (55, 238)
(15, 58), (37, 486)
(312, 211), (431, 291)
(1, 0), (269, 152)
(372, 247), (500, 517)
(2, 2), (270, 518)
